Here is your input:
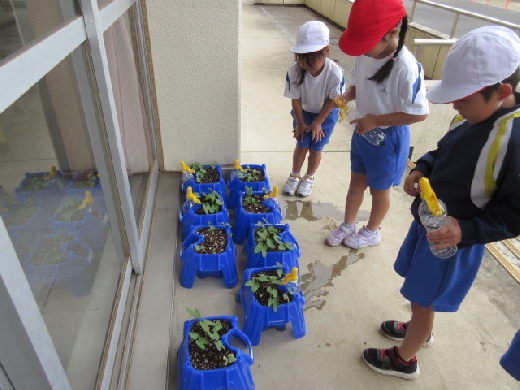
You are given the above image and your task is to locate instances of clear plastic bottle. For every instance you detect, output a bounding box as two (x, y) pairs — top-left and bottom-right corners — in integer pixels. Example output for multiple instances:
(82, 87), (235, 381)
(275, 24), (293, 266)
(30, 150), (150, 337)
(362, 128), (386, 146)
(346, 109), (386, 146)
(419, 200), (458, 259)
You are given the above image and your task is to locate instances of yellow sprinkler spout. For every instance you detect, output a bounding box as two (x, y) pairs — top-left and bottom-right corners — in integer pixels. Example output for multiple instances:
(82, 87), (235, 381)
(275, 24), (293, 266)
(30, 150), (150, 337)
(418, 177), (443, 216)
(280, 267), (299, 285)
(45, 165), (57, 180)
(233, 159), (246, 173)
(186, 186), (200, 204)
(180, 161), (195, 174)
(264, 186), (278, 199)
(78, 190), (94, 210)
(336, 98), (347, 123)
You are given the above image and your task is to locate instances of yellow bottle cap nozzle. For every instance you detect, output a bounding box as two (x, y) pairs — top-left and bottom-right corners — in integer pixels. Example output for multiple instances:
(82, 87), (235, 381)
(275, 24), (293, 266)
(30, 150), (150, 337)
(336, 98), (347, 123)
(78, 190), (94, 210)
(263, 186), (278, 199)
(180, 161), (195, 174)
(280, 267), (299, 285)
(233, 159), (246, 172)
(418, 177), (443, 216)
(45, 165), (57, 180)
(186, 186), (200, 204)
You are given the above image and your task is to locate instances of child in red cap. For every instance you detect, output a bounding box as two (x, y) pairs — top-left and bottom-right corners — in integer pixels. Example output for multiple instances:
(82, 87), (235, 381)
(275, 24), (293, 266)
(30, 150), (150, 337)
(282, 21), (345, 197)
(324, 0), (428, 249)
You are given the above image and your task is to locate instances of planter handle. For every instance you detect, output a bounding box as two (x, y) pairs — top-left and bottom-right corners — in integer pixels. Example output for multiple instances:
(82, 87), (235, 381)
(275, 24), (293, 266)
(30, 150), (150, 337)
(224, 328), (254, 364)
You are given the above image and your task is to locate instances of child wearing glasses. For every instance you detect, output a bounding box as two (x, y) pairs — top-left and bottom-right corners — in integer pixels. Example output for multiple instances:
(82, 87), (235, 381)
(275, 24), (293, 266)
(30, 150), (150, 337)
(282, 21), (345, 197)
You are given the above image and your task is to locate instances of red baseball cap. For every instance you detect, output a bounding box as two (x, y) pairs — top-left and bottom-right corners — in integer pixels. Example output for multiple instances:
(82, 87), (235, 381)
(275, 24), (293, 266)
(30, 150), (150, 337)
(339, 0), (407, 56)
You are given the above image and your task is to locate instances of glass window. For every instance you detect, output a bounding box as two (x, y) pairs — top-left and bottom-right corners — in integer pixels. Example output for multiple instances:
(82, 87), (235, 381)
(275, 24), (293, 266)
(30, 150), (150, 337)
(104, 6), (155, 231)
(0, 43), (123, 389)
(0, 0), (80, 65)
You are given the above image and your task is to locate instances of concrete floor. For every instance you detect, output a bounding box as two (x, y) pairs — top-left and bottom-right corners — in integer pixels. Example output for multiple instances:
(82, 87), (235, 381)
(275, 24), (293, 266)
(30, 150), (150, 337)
(128, 2), (520, 389)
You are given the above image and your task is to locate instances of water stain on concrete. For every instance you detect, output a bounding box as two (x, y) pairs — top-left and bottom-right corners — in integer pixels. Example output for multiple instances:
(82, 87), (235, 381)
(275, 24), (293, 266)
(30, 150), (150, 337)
(280, 199), (370, 223)
(300, 250), (363, 311)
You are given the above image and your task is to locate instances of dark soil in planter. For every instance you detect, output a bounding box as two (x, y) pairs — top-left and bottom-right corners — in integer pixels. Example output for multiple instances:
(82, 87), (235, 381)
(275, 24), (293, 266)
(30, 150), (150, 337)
(193, 167), (220, 184)
(194, 227), (228, 254)
(239, 168), (265, 183)
(188, 319), (236, 370)
(33, 235), (74, 265)
(2, 203), (37, 226)
(21, 176), (51, 191)
(250, 270), (294, 307)
(71, 170), (98, 189)
(242, 195), (271, 214)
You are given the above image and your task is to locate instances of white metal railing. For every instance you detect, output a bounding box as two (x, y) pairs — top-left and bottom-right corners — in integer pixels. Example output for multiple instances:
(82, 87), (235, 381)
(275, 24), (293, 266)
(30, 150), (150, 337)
(409, 0), (520, 38)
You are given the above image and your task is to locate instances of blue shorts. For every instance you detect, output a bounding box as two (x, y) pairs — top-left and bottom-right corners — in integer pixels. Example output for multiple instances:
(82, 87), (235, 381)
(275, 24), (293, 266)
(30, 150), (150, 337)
(394, 220), (485, 312)
(350, 125), (409, 190)
(291, 108), (339, 151)
(500, 330), (520, 380)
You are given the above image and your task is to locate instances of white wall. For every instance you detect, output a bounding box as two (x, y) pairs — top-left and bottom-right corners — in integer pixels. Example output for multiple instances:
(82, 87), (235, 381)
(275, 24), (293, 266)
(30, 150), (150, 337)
(145, 0), (241, 171)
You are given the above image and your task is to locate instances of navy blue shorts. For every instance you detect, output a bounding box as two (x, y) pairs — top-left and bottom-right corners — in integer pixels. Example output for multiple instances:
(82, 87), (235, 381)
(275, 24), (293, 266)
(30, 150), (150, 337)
(394, 220), (485, 312)
(291, 108), (339, 151)
(350, 125), (409, 190)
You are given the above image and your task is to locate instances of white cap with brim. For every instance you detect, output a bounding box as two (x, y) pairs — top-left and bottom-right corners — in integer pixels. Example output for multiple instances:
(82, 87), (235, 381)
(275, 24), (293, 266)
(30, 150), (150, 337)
(290, 21), (330, 54)
(426, 26), (520, 104)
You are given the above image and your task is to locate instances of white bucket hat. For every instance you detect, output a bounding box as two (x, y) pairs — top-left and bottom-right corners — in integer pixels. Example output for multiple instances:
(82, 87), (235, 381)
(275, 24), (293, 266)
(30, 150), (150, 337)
(427, 26), (520, 104)
(290, 21), (329, 54)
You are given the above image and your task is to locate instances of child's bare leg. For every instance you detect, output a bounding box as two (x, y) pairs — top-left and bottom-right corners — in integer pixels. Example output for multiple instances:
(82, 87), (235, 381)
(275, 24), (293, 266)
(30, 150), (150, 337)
(292, 146), (308, 174)
(367, 188), (390, 231)
(398, 303), (434, 361)
(305, 149), (321, 176)
(344, 172), (367, 225)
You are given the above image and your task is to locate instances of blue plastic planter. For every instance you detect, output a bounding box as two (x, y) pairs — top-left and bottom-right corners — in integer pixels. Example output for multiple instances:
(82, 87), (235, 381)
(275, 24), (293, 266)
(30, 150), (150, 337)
(23, 233), (94, 298)
(177, 315), (255, 390)
(179, 225), (238, 288)
(181, 164), (228, 206)
(15, 171), (71, 203)
(227, 164), (269, 209)
(245, 223), (300, 270)
(232, 191), (282, 245)
(179, 194), (230, 241)
(0, 198), (48, 262)
(49, 194), (109, 253)
(66, 170), (102, 199)
(237, 266), (306, 346)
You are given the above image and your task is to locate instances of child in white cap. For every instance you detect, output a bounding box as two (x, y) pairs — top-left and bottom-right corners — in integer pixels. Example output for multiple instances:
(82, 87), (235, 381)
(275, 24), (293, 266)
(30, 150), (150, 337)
(363, 26), (520, 380)
(282, 21), (345, 197)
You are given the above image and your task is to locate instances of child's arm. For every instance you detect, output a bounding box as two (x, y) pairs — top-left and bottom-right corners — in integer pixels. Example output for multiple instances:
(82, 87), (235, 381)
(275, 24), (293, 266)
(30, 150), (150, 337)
(308, 98), (335, 141)
(352, 112), (428, 136)
(291, 99), (307, 141)
(334, 86), (356, 108)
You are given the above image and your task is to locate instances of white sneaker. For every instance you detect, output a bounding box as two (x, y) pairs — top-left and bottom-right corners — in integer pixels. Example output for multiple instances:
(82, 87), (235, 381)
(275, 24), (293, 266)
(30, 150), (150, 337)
(282, 176), (300, 196)
(343, 225), (381, 249)
(296, 177), (314, 197)
(324, 222), (357, 247)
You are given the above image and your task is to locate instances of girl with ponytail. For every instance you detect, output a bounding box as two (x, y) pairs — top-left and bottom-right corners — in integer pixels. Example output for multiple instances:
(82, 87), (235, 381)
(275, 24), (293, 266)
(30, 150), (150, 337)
(324, 0), (428, 252)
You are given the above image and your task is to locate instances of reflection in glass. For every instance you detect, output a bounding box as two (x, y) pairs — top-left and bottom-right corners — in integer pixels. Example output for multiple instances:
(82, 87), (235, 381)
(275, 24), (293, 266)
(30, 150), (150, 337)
(0, 43), (122, 389)
(0, 0), (80, 65)
(104, 6), (155, 231)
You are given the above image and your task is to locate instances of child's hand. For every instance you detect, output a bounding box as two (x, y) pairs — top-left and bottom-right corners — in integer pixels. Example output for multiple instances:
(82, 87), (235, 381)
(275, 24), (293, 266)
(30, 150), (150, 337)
(293, 124), (307, 141)
(427, 216), (462, 248)
(404, 170), (424, 197)
(333, 94), (348, 108)
(352, 114), (378, 135)
(309, 123), (324, 141)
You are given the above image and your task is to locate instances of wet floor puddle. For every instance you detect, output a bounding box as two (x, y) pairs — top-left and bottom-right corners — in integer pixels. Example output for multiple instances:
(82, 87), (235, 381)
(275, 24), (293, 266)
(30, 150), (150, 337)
(278, 199), (369, 311)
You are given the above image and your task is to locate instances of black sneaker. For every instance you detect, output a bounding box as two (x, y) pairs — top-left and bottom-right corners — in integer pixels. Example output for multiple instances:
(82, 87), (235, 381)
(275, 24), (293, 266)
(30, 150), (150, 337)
(363, 346), (420, 380)
(380, 320), (433, 347)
